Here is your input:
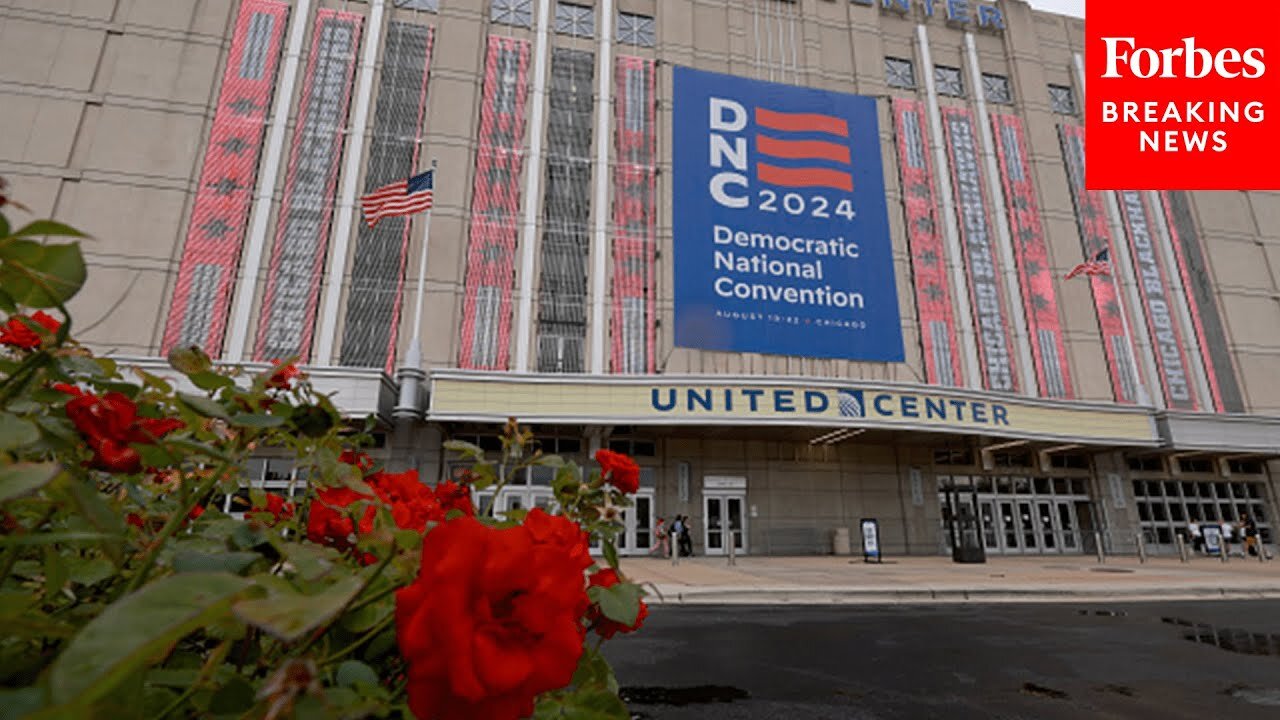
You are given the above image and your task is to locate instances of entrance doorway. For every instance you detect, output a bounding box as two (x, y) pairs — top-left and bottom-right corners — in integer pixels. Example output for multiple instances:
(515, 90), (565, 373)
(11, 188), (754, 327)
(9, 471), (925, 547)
(940, 475), (1089, 555)
(703, 493), (747, 556)
(616, 490), (655, 556)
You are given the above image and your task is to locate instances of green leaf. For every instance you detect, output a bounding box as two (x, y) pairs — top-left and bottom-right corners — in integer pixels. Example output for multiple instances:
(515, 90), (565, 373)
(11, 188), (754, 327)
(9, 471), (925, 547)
(590, 582), (643, 627)
(0, 240), (87, 307)
(0, 462), (60, 502)
(602, 539), (619, 571)
(229, 413), (285, 429)
(0, 686), (47, 720)
(207, 675), (255, 714)
(443, 439), (484, 461)
(469, 462), (497, 491)
(9, 220), (88, 239)
(0, 287), (16, 314)
(134, 369), (174, 395)
(59, 355), (106, 379)
(43, 546), (68, 597)
(56, 475), (125, 564)
(0, 212), (9, 239)
(534, 454), (566, 468)
(47, 572), (253, 707)
(177, 392), (229, 420)
(281, 543), (340, 582)
(232, 574), (364, 642)
(167, 345), (211, 375)
(172, 551), (261, 575)
(188, 371), (233, 392)
(68, 557), (116, 588)
(0, 412), (40, 451)
(336, 660), (380, 689)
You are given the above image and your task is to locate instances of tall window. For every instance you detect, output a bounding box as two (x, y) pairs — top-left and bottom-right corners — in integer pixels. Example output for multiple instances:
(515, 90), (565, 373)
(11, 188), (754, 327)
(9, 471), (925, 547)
(617, 11), (655, 47)
(1049, 83), (1076, 115)
(555, 1), (595, 37)
(885, 56), (915, 89)
(982, 73), (1012, 104)
(396, 0), (439, 10)
(934, 65), (964, 97)
(491, 0), (533, 27)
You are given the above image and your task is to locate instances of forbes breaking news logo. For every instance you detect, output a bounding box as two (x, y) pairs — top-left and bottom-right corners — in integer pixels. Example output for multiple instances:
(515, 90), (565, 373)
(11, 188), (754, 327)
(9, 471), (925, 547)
(1086, 0), (1280, 190)
(707, 97), (856, 210)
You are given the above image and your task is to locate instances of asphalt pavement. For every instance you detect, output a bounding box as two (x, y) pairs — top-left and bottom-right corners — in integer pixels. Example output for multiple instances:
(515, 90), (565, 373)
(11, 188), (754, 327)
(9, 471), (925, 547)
(604, 601), (1280, 719)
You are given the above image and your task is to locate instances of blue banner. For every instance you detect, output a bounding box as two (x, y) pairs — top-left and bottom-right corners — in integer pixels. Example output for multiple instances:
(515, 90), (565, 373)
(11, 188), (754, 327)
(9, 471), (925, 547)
(673, 67), (904, 362)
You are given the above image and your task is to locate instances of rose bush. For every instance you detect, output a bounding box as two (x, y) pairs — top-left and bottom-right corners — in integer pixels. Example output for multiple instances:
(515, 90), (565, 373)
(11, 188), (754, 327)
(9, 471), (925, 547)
(0, 180), (646, 719)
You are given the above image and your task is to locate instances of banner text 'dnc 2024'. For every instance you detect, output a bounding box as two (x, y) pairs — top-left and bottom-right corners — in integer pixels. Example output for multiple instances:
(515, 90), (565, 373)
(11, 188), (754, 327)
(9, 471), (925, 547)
(673, 67), (903, 362)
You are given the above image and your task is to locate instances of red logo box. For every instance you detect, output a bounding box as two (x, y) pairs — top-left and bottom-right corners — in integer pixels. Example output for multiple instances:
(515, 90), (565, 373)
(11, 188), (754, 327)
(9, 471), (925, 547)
(1085, 0), (1280, 190)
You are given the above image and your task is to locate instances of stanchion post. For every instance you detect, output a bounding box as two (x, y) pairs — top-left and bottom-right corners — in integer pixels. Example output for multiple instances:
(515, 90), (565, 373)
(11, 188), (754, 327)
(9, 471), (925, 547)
(1176, 534), (1188, 563)
(1219, 539), (1228, 564)
(1095, 530), (1105, 564)
(671, 529), (680, 566)
(728, 527), (737, 567)
(1136, 532), (1147, 564)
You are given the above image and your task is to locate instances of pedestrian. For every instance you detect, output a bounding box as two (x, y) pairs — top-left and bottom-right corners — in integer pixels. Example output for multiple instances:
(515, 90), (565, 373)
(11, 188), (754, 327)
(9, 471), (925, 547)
(1188, 520), (1203, 554)
(1241, 513), (1260, 557)
(670, 515), (685, 557)
(652, 516), (669, 557)
(679, 516), (694, 557)
(1221, 520), (1238, 558)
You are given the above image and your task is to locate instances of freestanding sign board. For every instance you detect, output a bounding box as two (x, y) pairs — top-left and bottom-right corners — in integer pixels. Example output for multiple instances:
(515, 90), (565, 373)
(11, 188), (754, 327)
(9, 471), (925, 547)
(860, 518), (881, 563)
(1202, 524), (1223, 555)
(672, 66), (904, 362)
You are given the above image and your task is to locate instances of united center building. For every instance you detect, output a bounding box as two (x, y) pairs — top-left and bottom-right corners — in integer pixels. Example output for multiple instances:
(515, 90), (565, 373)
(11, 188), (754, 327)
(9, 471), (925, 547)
(5, 0), (1280, 557)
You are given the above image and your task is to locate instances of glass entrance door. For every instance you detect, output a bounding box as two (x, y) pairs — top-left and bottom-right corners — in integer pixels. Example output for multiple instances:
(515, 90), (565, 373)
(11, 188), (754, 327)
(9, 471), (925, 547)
(944, 474), (1090, 555)
(704, 493), (746, 556)
(616, 490), (655, 556)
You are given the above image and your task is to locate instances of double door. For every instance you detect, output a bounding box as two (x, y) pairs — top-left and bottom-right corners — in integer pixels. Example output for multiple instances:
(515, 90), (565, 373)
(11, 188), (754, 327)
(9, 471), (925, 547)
(703, 493), (747, 556)
(980, 497), (1081, 554)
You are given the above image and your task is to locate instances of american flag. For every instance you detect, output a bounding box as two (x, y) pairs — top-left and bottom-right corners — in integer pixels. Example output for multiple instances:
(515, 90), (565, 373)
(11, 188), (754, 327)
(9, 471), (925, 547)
(360, 170), (434, 228)
(1065, 247), (1111, 279)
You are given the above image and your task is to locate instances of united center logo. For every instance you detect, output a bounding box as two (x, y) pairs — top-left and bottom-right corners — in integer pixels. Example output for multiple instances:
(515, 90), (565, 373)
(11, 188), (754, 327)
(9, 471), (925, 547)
(837, 389), (864, 418)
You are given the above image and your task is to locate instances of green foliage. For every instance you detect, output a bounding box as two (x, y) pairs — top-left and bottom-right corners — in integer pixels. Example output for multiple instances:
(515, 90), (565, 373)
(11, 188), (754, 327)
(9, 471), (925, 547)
(0, 191), (641, 719)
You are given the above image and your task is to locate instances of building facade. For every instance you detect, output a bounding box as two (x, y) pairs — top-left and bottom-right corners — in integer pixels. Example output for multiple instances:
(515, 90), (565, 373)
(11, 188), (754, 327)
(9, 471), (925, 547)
(4, 0), (1280, 557)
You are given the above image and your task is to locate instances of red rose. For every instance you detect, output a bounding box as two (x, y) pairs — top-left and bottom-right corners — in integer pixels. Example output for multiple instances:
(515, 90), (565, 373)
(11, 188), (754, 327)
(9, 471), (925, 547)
(433, 480), (475, 518)
(306, 486), (374, 551)
(395, 513), (592, 720)
(339, 449), (376, 474)
(251, 492), (295, 525)
(594, 449), (640, 494)
(126, 513), (145, 530)
(522, 508), (593, 569)
(187, 505), (205, 521)
(586, 568), (648, 639)
(265, 361), (301, 390)
(367, 469), (444, 533)
(57, 385), (184, 473)
(0, 312), (60, 349)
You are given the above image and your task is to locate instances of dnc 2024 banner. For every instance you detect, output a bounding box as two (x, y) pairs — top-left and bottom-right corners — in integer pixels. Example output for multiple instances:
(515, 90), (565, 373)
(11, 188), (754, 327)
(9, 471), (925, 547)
(673, 66), (904, 362)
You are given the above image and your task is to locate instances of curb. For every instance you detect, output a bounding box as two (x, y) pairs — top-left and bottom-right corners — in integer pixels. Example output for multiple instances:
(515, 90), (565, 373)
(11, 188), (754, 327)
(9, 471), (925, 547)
(644, 585), (1280, 605)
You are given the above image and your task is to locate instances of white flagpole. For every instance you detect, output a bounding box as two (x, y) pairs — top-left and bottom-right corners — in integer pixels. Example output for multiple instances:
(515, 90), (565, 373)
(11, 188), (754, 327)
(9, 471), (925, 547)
(394, 161), (436, 419)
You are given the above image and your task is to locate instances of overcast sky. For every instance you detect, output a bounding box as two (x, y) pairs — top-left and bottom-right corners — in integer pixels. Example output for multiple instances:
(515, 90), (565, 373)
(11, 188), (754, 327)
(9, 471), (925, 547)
(1027, 0), (1084, 17)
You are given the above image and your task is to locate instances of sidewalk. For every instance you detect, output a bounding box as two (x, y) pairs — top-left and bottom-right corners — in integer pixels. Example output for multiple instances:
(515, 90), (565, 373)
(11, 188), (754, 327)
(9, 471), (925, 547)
(621, 554), (1280, 605)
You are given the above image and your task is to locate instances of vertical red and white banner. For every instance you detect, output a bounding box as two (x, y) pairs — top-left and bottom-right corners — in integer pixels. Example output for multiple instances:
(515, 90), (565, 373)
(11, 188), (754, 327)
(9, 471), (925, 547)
(457, 37), (531, 370)
(1116, 191), (1198, 410)
(255, 9), (362, 362)
(1159, 191), (1246, 412)
(1059, 123), (1138, 404)
(890, 98), (963, 387)
(991, 113), (1074, 399)
(942, 107), (1019, 393)
(610, 56), (657, 374)
(162, 0), (288, 357)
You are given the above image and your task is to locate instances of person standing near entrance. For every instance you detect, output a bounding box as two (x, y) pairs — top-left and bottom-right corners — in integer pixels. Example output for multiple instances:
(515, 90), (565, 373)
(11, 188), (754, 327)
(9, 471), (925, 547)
(679, 516), (694, 557)
(1241, 513), (1260, 557)
(1188, 520), (1202, 554)
(652, 517), (669, 557)
(670, 515), (685, 557)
